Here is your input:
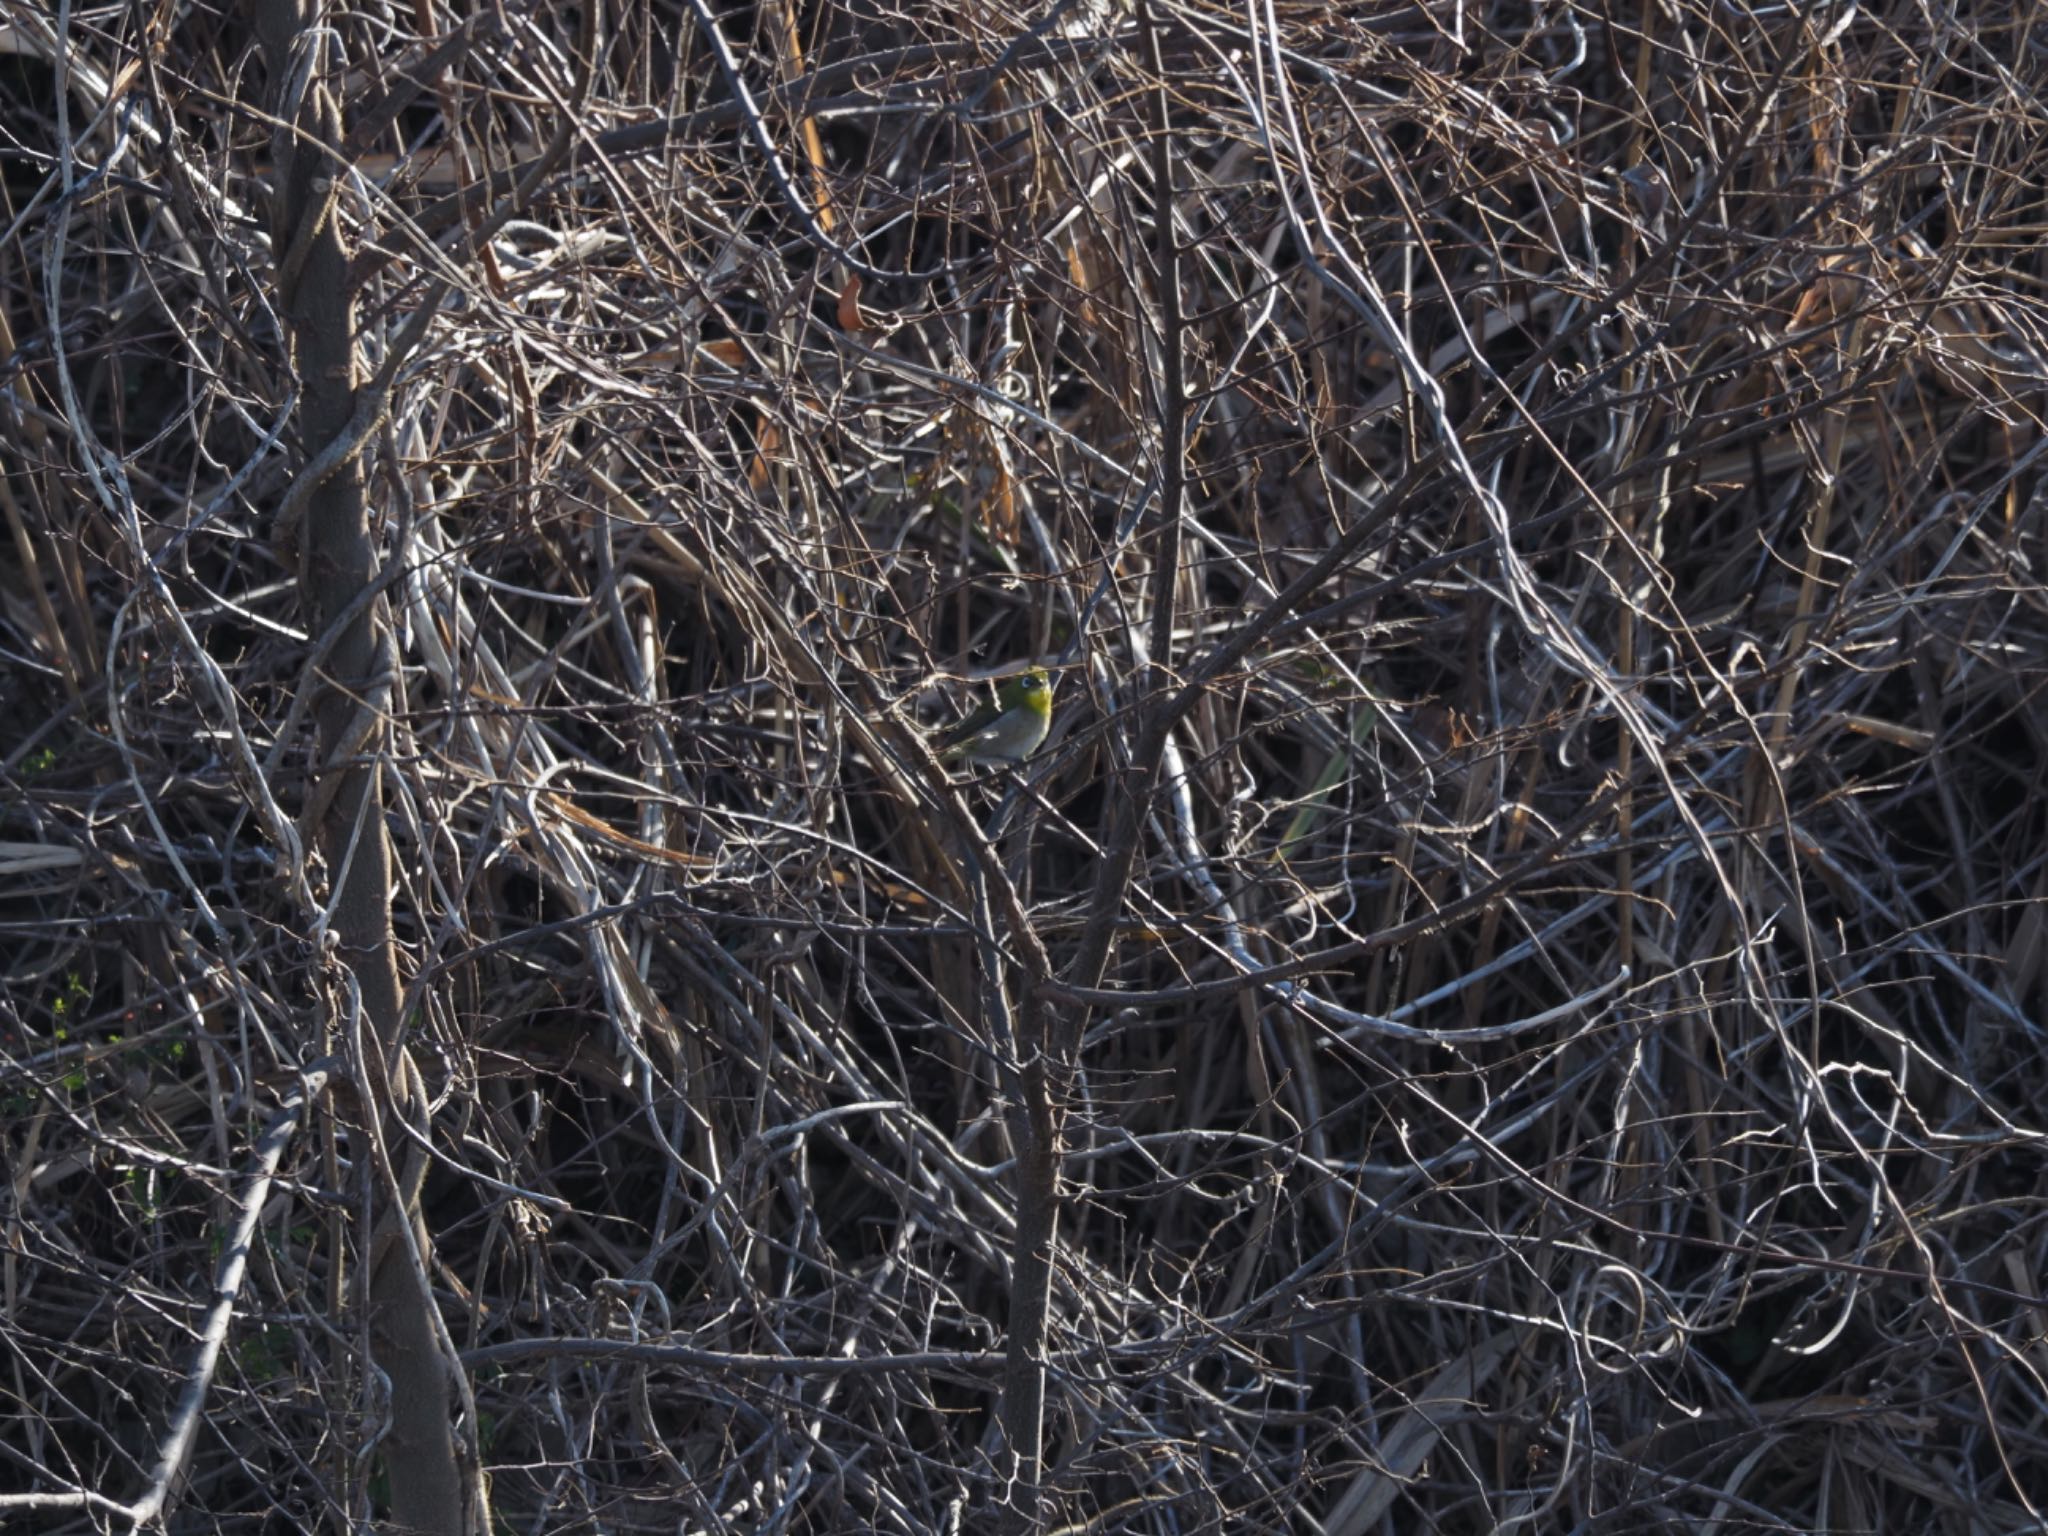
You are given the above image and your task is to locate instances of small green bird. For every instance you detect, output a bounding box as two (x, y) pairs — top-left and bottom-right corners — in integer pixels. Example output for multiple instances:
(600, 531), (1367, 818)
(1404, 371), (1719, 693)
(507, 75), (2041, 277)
(936, 667), (1054, 765)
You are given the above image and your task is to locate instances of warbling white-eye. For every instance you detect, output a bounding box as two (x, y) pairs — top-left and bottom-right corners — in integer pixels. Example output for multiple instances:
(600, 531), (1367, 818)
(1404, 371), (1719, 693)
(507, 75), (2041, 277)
(936, 667), (1054, 765)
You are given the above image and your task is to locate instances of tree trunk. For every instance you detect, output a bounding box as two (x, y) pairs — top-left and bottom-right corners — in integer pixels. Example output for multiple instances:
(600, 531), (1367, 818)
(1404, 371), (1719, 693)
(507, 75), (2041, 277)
(250, 5), (470, 1531)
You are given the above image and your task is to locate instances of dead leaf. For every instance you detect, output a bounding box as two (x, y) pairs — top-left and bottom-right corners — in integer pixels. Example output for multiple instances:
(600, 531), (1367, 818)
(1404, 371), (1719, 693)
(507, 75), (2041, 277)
(1322, 1331), (1518, 1536)
(838, 273), (868, 333)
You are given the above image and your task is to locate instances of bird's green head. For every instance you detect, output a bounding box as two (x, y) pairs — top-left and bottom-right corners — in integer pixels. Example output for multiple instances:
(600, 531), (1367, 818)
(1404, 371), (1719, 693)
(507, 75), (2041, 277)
(999, 667), (1054, 718)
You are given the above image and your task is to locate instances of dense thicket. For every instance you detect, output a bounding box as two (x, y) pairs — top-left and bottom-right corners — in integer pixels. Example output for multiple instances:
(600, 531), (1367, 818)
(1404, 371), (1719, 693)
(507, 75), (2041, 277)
(4, 0), (2047, 1531)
